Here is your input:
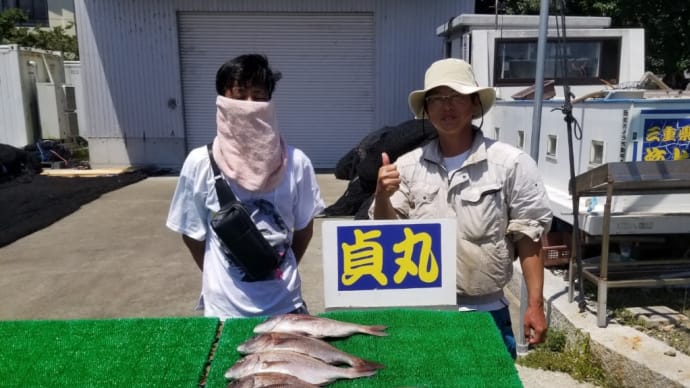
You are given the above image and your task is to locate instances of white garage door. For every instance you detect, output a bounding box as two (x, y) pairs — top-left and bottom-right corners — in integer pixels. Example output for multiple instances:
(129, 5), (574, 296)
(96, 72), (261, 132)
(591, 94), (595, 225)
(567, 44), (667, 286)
(178, 12), (374, 169)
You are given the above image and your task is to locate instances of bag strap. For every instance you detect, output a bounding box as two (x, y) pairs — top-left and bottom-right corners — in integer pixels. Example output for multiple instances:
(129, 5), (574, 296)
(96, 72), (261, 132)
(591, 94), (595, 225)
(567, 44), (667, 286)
(207, 143), (237, 206)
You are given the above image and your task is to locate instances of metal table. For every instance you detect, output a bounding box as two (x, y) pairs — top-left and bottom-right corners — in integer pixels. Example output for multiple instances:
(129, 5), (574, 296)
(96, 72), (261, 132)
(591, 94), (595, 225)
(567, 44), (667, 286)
(571, 160), (690, 327)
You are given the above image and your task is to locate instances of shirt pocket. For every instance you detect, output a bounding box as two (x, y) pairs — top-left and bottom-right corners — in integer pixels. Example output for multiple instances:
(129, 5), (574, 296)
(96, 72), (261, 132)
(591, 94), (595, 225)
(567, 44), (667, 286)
(409, 183), (441, 218)
(457, 182), (505, 241)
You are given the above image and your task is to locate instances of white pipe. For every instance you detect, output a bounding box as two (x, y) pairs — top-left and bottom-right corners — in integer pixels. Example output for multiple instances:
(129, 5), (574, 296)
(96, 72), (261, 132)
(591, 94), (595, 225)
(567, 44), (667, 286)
(41, 53), (55, 84)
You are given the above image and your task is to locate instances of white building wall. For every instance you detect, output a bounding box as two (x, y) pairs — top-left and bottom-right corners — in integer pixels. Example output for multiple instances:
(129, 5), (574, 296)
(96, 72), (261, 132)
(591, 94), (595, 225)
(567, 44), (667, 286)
(74, 0), (473, 169)
(48, 0), (76, 33)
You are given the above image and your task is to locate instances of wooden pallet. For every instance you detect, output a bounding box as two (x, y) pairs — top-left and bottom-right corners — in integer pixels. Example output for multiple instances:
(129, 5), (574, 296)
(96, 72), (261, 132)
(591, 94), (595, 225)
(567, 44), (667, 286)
(40, 166), (138, 177)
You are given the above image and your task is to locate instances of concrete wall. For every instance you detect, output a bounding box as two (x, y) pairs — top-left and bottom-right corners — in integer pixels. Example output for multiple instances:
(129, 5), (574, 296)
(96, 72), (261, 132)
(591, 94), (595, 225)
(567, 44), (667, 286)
(48, 0), (76, 33)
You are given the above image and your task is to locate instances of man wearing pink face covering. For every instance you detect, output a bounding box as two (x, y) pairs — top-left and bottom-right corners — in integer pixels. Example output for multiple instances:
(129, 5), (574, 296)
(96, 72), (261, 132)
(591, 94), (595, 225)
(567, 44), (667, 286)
(166, 54), (325, 320)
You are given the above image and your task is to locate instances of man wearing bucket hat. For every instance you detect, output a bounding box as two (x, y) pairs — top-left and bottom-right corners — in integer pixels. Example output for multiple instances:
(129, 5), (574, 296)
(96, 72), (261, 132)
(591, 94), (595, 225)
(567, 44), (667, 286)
(370, 58), (552, 359)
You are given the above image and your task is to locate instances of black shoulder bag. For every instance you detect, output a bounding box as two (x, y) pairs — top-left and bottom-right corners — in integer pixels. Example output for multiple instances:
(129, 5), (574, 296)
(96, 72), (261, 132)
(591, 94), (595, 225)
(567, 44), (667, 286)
(207, 144), (280, 281)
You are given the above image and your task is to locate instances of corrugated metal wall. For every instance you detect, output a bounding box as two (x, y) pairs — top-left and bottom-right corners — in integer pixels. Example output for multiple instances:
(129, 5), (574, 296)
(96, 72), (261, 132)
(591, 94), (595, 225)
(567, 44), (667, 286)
(75, 0), (473, 169)
(75, 1), (184, 139)
(372, 3), (464, 126)
(178, 12), (375, 168)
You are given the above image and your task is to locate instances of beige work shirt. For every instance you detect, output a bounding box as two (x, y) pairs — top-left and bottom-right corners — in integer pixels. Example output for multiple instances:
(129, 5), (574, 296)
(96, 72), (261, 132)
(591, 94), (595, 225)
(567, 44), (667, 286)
(370, 129), (552, 300)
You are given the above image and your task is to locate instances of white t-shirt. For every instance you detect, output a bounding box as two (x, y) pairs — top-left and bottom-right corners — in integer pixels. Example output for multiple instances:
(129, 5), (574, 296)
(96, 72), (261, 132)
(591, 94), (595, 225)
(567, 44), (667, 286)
(443, 149), (470, 177)
(166, 145), (325, 320)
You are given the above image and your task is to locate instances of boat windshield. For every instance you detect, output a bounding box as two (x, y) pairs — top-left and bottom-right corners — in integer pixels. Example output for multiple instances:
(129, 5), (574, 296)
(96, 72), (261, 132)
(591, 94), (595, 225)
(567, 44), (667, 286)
(494, 37), (621, 86)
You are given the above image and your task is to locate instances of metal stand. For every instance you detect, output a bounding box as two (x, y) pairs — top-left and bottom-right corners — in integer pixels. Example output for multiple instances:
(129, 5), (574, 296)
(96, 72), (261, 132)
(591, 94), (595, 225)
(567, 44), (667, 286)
(570, 160), (690, 327)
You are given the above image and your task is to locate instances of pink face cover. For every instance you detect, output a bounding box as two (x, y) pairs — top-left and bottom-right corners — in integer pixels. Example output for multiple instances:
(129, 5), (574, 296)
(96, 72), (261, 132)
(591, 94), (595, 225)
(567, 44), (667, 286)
(212, 95), (287, 192)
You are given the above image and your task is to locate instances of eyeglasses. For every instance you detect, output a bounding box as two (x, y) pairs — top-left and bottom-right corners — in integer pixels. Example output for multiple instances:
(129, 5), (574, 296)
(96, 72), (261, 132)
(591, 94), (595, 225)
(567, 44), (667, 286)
(424, 93), (466, 107)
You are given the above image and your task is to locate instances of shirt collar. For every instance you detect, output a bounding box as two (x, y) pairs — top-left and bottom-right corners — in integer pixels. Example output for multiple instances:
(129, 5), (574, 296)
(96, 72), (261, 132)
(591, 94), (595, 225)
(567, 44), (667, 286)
(421, 127), (489, 168)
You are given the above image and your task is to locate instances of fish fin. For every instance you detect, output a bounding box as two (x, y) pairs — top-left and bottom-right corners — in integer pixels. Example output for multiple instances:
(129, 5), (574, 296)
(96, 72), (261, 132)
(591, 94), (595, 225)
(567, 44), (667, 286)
(264, 359), (291, 368)
(273, 336), (294, 345)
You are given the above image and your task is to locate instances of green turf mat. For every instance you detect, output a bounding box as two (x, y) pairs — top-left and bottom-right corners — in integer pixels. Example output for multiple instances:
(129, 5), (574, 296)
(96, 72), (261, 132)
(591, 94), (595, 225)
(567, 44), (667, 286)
(0, 317), (219, 387)
(208, 309), (522, 388)
(207, 316), (264, 387)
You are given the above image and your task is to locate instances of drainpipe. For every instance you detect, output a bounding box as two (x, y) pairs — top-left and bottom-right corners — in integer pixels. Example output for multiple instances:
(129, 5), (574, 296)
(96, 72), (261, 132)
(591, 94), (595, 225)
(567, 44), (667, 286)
(27, 60), (43, 143)
(517, 0), (549, 357)
(443, 17), (455, 58)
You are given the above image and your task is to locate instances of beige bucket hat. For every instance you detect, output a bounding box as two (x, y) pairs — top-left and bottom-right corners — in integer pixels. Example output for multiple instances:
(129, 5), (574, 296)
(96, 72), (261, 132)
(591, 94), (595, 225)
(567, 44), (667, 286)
(408, 58), (496, 119)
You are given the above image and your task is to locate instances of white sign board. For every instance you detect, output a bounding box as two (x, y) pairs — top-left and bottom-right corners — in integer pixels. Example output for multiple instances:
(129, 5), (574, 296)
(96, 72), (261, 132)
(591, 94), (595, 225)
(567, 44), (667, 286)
(322, 219), (456, 310)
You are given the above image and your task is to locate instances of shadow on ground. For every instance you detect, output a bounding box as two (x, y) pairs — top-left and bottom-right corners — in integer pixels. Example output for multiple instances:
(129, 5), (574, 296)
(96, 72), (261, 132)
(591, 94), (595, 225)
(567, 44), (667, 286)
(0, 171), (148, 247)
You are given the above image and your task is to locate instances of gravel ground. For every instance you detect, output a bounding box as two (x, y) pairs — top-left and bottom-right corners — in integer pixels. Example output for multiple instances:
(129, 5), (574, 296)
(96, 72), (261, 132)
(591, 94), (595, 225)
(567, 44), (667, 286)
(516, 365), (599, 388)
(504, 291), (600, 388)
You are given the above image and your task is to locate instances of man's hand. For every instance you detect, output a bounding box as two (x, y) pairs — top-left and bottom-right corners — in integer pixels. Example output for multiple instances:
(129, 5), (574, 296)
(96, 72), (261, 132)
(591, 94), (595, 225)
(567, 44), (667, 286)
(523, 303), (547, 344)
(375, 152), (400, 199)
(517, 236), (547, 345)
(372, 152), (401, 220)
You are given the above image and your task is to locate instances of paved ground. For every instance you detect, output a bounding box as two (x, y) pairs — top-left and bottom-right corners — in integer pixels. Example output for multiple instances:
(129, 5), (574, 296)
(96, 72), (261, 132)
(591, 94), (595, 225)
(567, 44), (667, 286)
(3, 173), (680, 387)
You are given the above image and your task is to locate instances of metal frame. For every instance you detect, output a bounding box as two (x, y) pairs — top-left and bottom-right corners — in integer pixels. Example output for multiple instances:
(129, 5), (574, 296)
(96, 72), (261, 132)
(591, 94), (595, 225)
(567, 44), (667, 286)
(570, 160), (690, 327)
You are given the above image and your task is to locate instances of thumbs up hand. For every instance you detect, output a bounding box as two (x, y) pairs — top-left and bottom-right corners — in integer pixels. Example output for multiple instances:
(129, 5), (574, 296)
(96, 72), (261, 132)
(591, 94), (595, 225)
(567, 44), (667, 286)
(381, 152), (391, 166)
(375, 152), (400, 199)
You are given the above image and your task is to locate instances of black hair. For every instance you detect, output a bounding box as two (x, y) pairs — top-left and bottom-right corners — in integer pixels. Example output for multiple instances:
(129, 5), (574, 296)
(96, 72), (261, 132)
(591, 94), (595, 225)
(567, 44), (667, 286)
(215, 54), (282, 98)
(477, 95), (485, 130)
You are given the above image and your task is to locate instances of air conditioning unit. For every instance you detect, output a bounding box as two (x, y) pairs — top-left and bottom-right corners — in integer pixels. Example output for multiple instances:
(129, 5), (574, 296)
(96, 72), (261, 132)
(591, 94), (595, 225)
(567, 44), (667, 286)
(0, 45), (64, 147)
(62, 85), (77, 112)
(36, 82), (67, 140)
(64, 111), (79, 138)
(36, 83), (80, 140)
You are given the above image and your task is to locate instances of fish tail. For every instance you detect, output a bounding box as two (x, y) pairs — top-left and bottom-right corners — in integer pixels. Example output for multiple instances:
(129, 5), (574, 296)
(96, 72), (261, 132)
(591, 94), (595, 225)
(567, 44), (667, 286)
(352, 357), (386, 370)
(350, 363), (381, 378)
(364, 325), (389, 336)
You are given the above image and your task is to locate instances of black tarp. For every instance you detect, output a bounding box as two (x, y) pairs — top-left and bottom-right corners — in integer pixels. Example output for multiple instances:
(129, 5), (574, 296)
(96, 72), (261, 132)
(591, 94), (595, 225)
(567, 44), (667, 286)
(324, 119), (437, 218)
(0, 172), (149, 247)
